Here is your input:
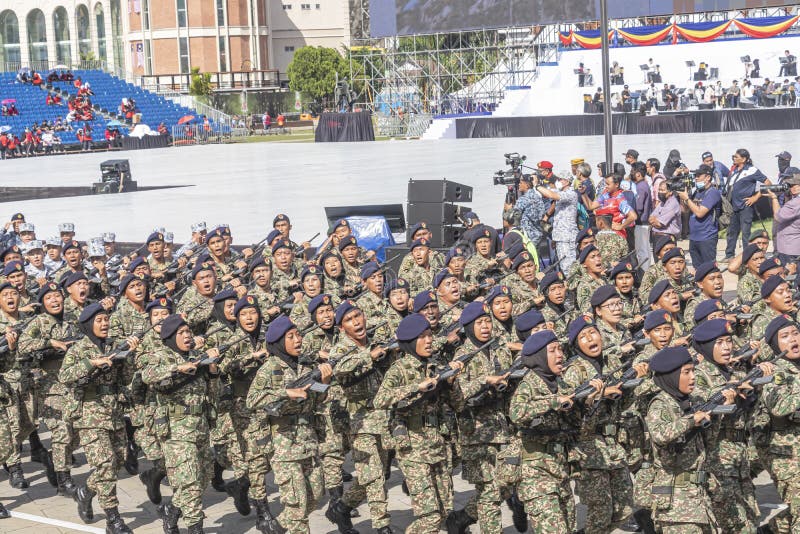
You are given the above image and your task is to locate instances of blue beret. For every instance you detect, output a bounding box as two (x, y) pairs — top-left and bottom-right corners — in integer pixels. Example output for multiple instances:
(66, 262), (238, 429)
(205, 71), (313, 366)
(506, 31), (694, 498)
(522, 329), (558, 356)
(265, 315), (296, 344)
(576, 227), (595, 244)
(271, 239), (293, 254)
(471, 227), (493, 244)
(2, 260), (24, 277)
(504, 240), (525, 262)
(644, 310), (672, 331)
(0, 282), (16, 293)
(653, 235), (676, 257)
(433, 269), (455, 289)
(609, 261), (636, 279)
(308, 294), (333, 316)
(409, 238), (431, 251)
(221, 225), (231, 236)
(191, 260), (215, 280)
(741, 243), (761, 265)
(334, 300), (359, 326)
(62, 270), (88, 289)
(693, 261), (719, 282)
(234, 295), (259, 316)
(37, 282), (61, 303)
(761, 274), (786, 299)
(0, 245), (21, 261)
(249, 255), (267, 272)
(649, 346), (693, 374)
(445, 246), (467, 264)
(459, 300), (490, 326)
(758, 257), (783, 277)
(512, 251), (535, 271)
(146, 297), (174, 314)
(383, 277), (409, 298)
(749, 229), (769, 242)
(266, 229), (282, 245)
(360, 261), (381, 280)
(78, 302), (106, 324)
(648, 279), (672, 305)
(766, 314), (795, 347)
(694, 299), (724, 323)
(396, 313), (431, 342)
(568, 314), (596, 345)
(146, 231), (164, 244)
(213, 288), (238, 303)
(515, 308), (545, 333)
(333, 218), (350, 231)
(463, 211), (478, 221)
(207, 227), (226, 241)
(159, 314), (187, 340)
(693, 318), (733, 343)
(338, 236), (358, 252)
(661, 247), (685, 265)
(62, 240), (81, 253)
(300, 264), (323, 282)
(118, 273), (147, 294)
(578, 244), (598, 264)
(590, 285), (619, 308)
(485, 285), (511, 304)
(273, 213), (290, 226)
(128, 256), (146, 271)
(408, 222), (429, 239)
(412, 290), (437, 312)
(539, 271), (565, 293)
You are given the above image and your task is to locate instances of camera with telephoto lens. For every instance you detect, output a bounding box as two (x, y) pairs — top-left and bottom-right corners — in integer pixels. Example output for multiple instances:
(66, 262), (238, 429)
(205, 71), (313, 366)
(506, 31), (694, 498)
(761, 183), (790, 193)
(666, 175), (694, 192)
(493, 152), (529, 204)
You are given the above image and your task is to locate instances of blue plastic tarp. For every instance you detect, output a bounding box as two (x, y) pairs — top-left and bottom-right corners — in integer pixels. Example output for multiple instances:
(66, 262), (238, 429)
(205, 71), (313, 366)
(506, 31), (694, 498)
(347, 216), (395, 263)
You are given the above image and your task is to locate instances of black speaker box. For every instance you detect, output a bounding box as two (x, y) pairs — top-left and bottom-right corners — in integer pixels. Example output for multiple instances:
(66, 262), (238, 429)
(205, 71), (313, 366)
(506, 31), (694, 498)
(407, 202), (469, 225)
(406, 224), (465, 248)
(408, 179), (473, 203)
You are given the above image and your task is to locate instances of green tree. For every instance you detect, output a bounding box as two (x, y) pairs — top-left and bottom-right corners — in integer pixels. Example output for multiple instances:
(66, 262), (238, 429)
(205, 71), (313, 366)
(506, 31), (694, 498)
(287, 46), (348, 104)
(189, 67), (213, 97)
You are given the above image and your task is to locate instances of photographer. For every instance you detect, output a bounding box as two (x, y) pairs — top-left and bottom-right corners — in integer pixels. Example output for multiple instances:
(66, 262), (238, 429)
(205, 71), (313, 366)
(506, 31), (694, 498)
(764, 173), (800, 261)
(724, 148), (770, 260)
(676, 165), (721, 265)
(535, 172), (578, 273)
(505, 175), (548, 260)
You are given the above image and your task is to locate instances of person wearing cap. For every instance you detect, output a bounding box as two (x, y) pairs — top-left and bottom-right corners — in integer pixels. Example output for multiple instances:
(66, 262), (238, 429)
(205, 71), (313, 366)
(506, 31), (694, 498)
(692, 319), (771, 532)
(609, 261), (644, 332)
(645, 346), (731, 533)
(101, 232), (117, 261)
(58, 303), (139, 532)
(289, 265), (327, 331)
(146, 231), (170, 278)
(270, 239), (302, 302)
(400, 237), (437, 296)
(722, 149), (770, 260)
(766, 171), (800, 260)
(18, 282), (81, 497)
(399, 222), (445, 276)
(434, 269), (464, 324)
(535, 169), (580, 273)
(17, 222), (35, 245)
(501, 251), (542, 316)
(206, 227), (248, 283)
(485, 285), (521, 353)
(736, 244), (766, 305)
(58, 223), (76, 244)
(44, 236), (65, 272)
(508, 328), (579, 533)
(660, 247), (695, 311)
(338, 236), (365, 287)
(672, 163), (720, 265)
(384, 278), (411, 333)
(683, 261), (725, 330)
(594, 209), (629, 269)
(700, 151), (730, 188)
(2, 260), (37, 312)
(173, 222), (207, 260)
(272, 213), (311, 255)
(328, 301), (394, 533)
(575, 245), (608, 311)
(591, 285), (642, 366)
(23, 239), (51, 282)
(464, 228), (506, 294)
(373, 314), (465, 534)
(449, 300), (514, 533)
(504, 169), (548, 254)
(53, 240), (111, 298)
(353, 261), (386, 326)
(248, 257), (281, 319)
(140, 315), (220, 533)
(61, 272), (92, 323)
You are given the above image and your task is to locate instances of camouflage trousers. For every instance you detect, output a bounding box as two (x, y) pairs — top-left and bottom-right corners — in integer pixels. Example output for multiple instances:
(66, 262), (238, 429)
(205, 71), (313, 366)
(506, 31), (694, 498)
(246, 416), (273, 502)
(161, 423), (213, 527)
(708, 472), (758, 534)
(633, 462), (655, 509)
(517, 460), (575, 534)
(658, 522), (716, 533)
(37, 390), (77, 472)
(619, 414), (646, 473)
(0, 402), (16, 466)
(77, 425), (125, 509)
(462, 443), (510, 534)
(315, 400), (350, 490)
(340, 432), (391, 529)
(768, 456), (800, 534)
(214, 397), (250, 480)
(131, 404), (163, 462)
(273, 457), (324, 534)
(577, 467), (633, 534)
(398, 458), (452, 534)
(6, 383), (35, 465)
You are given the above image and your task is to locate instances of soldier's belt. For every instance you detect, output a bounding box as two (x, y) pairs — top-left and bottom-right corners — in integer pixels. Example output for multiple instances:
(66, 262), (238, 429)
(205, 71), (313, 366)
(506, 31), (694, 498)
(720, 428), (747, 442)
(271, 414), (313, 426)
(83, 384), (118, 400)
(521, 439), (567, 456)
(165, 403), (206, 417)
(594, 423), (618, 437)
(675, 470), (707, 487)
(231, 379), (253, 398)
(405, 413), (440, 431)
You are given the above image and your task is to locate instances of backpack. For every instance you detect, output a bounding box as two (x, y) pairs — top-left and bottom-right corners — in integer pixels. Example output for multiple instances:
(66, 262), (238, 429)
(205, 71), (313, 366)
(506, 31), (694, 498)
(576, 202), (590, 230)
(718, 187), (733, 227)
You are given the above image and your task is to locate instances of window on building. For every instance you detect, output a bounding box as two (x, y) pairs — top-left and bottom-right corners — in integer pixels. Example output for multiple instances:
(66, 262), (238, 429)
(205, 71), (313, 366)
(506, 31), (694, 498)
(95, 3), (107, 62)
(52, 7), (71, 65)
(282, 4), (292, 10)
(76, 5), (91, 60)
(284, 46), (294, 52)
(179, 36), (189, 73)
(0, 10), (21, 69)
(301, 4), (311, 10)
(26, 9), (48, 67)
(143, 39), (153, 74)
(218, 36), (227, 72)
(142, 0), (150, 30)
(316, 4), (321, 8)
(216, 0), (225, 26)
(111, 0), (125, 70)
(177, 0), (187, 27)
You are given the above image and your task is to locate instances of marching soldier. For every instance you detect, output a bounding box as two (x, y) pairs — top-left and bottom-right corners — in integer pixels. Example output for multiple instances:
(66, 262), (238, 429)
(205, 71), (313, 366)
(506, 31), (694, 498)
(399, 223), (445, 274)
(400, 237), (437, 296)
(608, 261), (644, 333)
(738, 244), (766, 304)
(248, 256), (281, 319)
(684, 262), (726, 330)
(505, 251), (544, 315)
(574, 245), (607, 311)
(384, 278), (411, 333)
(464, 229), (505, 292)
(538, 271), (572, 338)
(566, 228), (597, 295)
(271, 240), (302, 302)
(289, 264), (326, 331)
(639, 236), (677, 300)
(355, 262), (386, 329)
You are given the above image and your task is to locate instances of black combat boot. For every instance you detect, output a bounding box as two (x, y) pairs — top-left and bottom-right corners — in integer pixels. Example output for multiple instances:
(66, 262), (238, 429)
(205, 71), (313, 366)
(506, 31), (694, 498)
(446, 508), (476, 534)
(225, 476), (251, 516)
(328, 485), (343, 503)
(211, 461), (226, 492)
(187, 520), (205, 534)
(123, 418), (139, 475)
(8, 463), (28, 489)
(325, 498), (356, 533)
(384, 449), (396, 480)
(634, 508), (656, 534)
(157, 502), (181, 534)
(28, 430), (46, 463)
(42, 451), (57, 487)
(104, 507), (132, 534)
(0, 502), (8, 518)
(254, 499), (283, 534)
(74, 484), (95, 523)
(341, 467), (353, 482)
(506, 493), (528, 533)
(56, 470), (78, 497)
(138, 458), (167, 504)
(376, 528), (394, 534)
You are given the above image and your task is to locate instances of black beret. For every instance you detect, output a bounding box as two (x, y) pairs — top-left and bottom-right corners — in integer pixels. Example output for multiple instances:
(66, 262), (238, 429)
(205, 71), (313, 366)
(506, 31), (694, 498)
(749, 229), (769, 242)
(118, 273), (148, 294)
(693, 318), (734, 343)
(338, 236), (358, 252)
(159, 314), (187, 340)
(568, 314), (596, 345)
(334, 300), (359, 326)
(62, 271), (88, 289)
(412, 290), (436, 312)
(146, 297), (174, 314)
(78, 302), (106, 324)
(213, 288), (238, 303)
(741, 243), (761, 265)
(693, 261), (719, 282)
(485, 285), (511, 304)
(37, 282), (61, 303)
(333, 218), (350, 231)
(539, 271), (566, 293)
(504, 240), (525, 261)
(383, 277), (410, 298)
(471, 228), (493, 244)
(576, 227), (595, 244)
(300, 264), (323, 282)
(653, 235), (676, 257)
(61, 240), (81, 253)
(206, 227), (225, 242)
(515, 308), (545, 333)
(609, 261), (636, 279)
(644, 310), (672, 331)
(758, 257), (783, 277)
(761, 274), (786, 299)
(433, 269), (455, 288)
(590, 285), (619, 308)
(648, 279), (672, 305)
(265, 315), (296, 344)
(459, 300), (490, 326)
(146, 231), (164, 244)
(308, 294), (334, 316)
(521, 329), (558, 356)
(578, 244), (598, 264)
(0, 245), (21, 261)
(191, 260), (215, 279)
(249, 255), (268, 272)
(650, 346), (693, 374)
(360, 262), (381, 280)
(661, 247), (685, 265)
(409, 238), (430, 251)
(512, 251), (535, 271)
(266, 229), (282, 245)
(445, 246), (466, 264)
(694, 299), (724, 323)
(396, 313), (431, 342)
(766, 314), (795, 348)
(0, 282), (16, 293)
(272, 240), (293, 254)
(234, 295), (259, 316)
(408, 222), (429, 239)
(2, 260), (23, 277)
(128, 256), (146, 271)
(273, 213), (290, 226)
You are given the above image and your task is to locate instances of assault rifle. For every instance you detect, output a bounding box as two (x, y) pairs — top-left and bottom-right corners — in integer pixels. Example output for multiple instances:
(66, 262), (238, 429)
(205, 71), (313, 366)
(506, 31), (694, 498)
(0, 314), (39, 355)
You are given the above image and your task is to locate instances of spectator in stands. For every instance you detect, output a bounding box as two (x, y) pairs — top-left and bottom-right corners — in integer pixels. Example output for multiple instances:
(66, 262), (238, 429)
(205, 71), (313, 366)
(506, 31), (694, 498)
(73, 76), (82, 89)
(31, 71), (43, 86)
(46, 70), (59, 83)
(61, 70), (74, 82)
(7, 103), (18, 116)
(158, 122), (169, 136)
(726, 80), (740, 108)
(105, 127), (122, 149)
(21, 129), (35, 157)
(41, 130), (54, 155)
(724, 148), (770, 259)
(77, 127), (93, 152)
(701, 151), (730, 188)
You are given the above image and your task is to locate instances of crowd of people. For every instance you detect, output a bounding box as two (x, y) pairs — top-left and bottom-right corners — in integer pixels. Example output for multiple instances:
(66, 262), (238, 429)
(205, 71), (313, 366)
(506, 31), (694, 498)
(0, 145), (798, 534)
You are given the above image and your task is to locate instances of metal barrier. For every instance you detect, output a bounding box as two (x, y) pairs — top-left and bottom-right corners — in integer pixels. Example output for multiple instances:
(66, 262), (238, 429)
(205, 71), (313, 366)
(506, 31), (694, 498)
(375, 113), (432, 137)
(170, 124), (247, 146)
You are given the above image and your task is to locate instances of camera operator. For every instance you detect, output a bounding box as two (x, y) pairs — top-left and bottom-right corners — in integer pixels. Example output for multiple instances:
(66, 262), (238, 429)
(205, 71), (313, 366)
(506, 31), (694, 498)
(676, 165), (721, 265)
(724, 148), (770, 260)
(535, 171), (579, 273)
(764, 173), (800, 261)
(504, 174), (548, 261)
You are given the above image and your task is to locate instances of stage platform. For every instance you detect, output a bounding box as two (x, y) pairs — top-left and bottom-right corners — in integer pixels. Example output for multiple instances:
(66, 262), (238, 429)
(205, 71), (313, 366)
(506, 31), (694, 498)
(454, 107), (800, 138)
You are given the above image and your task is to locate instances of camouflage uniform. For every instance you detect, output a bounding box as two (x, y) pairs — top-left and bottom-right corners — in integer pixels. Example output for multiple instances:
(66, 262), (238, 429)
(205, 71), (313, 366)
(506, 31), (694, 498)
(342, 261), (362, 287)
(272, 266), (301, 302)
(141, 345), (216, 528)
(566, 261), (586, 296)
(355, 290), (387, 331)
(639, 263), (665, 303)
(595, 230), (628, 268)
(62, 297), (85, 324)
(540, 305), (573, 339)
(248, 352), (324, 534)
(737, 272), (762, 305)
(454, 337), (514, 533)
(0, 311), (35, 465)
(132, 330), (164, 463)
(509, 371), (579, 534)
(504, 273), (540, 316)
(631, 344), (660, 512)
(694, 360), (759, 533)
(401, 263), (436, 297)
(374, 353), (463, 533)
(203, 323), (240, 479)
(176, 287), (213, 335)
(619, 292), (644, 333)
(645, 390), (718, 533)
(398, 250), (445, 279)
(575, 275), (606, 312)
(289, 295), (314, 332)
(250, 284), (278, 315)
(563, 356), (633, 534)
(332, 334), (393, 529)
(58, 337), (126, 510)
(464, 255), (504, 292)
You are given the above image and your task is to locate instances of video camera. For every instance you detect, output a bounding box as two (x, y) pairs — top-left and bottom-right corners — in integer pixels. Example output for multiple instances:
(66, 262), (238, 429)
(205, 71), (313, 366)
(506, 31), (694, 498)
(666, 175), (694, 193)
(493, 152), (529, 204)
(761, 183), (790, 193)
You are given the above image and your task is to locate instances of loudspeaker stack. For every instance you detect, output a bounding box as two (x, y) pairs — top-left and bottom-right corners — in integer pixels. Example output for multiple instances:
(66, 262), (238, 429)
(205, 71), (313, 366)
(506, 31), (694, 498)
(406, 179), (473, 248)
